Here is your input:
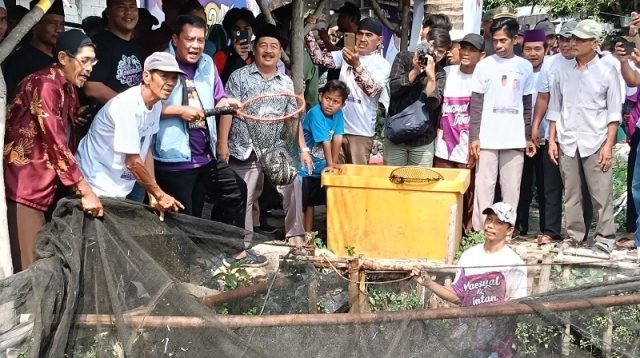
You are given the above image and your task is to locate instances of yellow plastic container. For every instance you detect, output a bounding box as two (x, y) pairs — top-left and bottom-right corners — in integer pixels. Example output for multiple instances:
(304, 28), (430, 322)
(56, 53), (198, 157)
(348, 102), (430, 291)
(321, 165), (470, 263)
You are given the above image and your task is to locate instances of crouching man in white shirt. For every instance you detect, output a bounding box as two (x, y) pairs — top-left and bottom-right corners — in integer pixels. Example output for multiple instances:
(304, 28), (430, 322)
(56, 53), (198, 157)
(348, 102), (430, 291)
(77, 52), (185, 220)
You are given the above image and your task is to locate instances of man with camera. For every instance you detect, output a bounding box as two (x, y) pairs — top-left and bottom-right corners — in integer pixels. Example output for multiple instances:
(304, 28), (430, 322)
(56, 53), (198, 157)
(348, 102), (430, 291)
(305, 17), (391, 165)
(384, 28), (451, 166)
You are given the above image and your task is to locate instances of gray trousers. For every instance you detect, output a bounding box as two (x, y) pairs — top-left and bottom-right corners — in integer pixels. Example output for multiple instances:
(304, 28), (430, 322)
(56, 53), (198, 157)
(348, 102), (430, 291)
(230, 155), (305, 238)
(559, 147), (616, 247)
(472, 149), (524, 231)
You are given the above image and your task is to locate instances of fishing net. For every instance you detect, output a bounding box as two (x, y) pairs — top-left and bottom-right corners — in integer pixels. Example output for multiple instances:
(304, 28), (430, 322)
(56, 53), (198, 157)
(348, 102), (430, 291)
(237, 94), (306, 186)
(1, 198), (640, 357)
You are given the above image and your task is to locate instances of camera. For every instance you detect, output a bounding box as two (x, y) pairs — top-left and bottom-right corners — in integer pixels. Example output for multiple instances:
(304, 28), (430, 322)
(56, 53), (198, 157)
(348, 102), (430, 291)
(416, 41), (435, 66)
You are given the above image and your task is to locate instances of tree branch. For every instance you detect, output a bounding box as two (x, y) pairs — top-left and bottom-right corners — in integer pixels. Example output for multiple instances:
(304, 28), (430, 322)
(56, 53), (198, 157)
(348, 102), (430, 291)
(370, 0), (401, 35)
(303, 0), (329, 34)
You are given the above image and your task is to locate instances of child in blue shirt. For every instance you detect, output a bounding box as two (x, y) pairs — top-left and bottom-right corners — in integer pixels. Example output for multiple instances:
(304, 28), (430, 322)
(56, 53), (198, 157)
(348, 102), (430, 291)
(300, 80), (349, 233)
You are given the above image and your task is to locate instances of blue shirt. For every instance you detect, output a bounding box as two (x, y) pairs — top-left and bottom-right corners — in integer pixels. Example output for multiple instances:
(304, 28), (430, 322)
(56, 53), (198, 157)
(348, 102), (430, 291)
(301, 104), (345, 176)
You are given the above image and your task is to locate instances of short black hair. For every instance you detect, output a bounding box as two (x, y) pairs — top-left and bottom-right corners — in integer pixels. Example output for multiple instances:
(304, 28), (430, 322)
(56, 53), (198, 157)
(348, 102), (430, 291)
(422, 14), (452, 31)
(320, 80), (349, 101)
(174, 14), (206, 36)
(490, 18), (519, 38)
(427, 27), (452, 50)
(222, 8), (255, 35)
(178, 0), (205, 16)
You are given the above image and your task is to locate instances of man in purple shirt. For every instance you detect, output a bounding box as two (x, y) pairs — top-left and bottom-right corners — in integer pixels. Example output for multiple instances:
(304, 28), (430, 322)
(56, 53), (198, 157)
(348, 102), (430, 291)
(153, 15), (266, 267)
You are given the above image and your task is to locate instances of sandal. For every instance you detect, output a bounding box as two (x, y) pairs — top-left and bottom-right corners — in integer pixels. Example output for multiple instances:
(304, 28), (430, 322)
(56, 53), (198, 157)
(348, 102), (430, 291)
(537, 234), (556, 245)
(615, 238), (638, 249)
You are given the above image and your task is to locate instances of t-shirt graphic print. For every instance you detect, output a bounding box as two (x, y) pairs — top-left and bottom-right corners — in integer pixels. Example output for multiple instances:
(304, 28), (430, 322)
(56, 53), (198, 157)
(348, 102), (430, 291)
(116, 54), (143, 87)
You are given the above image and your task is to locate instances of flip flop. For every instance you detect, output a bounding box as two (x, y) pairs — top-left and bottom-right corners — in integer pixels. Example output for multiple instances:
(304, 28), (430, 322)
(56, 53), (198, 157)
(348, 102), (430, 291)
(615, 238), (637, 249)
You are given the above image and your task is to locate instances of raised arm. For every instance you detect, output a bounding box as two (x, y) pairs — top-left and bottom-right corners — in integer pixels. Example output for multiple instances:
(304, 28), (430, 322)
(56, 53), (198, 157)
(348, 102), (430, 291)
(304, 32), (338, 69)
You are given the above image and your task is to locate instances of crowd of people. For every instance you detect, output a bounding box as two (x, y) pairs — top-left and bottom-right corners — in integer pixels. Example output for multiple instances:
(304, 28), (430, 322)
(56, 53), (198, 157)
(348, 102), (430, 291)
(3, 2), (639, 355)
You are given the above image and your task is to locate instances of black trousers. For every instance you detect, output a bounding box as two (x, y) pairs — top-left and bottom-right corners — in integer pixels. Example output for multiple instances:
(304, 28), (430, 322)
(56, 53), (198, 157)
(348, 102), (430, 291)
(627, 130), (640, 233)
(516, 147), (545, 234)
(156, 158), (247, 229)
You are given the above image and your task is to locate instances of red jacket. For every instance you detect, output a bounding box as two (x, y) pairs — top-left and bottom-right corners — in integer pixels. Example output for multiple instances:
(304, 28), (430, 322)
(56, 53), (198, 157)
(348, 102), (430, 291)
(4, 64), (83, 211)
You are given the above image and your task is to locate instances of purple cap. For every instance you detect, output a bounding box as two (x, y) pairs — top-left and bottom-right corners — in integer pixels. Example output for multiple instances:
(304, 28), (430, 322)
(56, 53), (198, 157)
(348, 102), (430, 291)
(523, 29), (547, 44)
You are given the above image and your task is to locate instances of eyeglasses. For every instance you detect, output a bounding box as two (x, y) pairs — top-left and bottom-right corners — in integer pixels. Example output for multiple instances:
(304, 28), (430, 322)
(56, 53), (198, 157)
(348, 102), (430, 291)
(66, 52), (98, 67)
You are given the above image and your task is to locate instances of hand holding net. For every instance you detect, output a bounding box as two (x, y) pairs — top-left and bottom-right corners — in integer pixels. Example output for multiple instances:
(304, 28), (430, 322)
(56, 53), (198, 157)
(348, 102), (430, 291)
(234, 94), (306, 186)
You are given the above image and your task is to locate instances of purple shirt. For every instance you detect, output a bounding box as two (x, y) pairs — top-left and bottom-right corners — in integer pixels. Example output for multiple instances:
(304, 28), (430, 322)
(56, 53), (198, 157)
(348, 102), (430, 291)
(158, 61), (226, 171)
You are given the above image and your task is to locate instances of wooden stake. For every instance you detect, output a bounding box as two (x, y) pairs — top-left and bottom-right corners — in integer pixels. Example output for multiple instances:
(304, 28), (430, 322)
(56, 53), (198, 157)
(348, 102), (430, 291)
(308, 277), (319, 314)
(348, 258), (361, 313)
(536, 253), (554, 294)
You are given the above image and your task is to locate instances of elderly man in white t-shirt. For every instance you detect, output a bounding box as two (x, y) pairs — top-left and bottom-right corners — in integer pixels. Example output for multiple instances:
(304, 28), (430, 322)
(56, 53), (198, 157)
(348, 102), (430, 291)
(548, 20), (622, 254)
(469, 15), (536, 232)
(305, 17), (391, 164)
(77, 52), (185, 220)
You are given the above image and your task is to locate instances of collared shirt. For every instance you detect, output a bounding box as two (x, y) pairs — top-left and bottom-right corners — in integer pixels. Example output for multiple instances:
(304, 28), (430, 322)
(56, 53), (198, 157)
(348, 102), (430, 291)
(3, 65), (83, 211)
(224, 63), (297, 161)
(548, 54), (622, 158)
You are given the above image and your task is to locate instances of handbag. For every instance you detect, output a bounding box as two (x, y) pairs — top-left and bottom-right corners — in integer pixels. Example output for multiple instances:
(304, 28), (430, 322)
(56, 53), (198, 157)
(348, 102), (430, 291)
(384, 98), (431, 144)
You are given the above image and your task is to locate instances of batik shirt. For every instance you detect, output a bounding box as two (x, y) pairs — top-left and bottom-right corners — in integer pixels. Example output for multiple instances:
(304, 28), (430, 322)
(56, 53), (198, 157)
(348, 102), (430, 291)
(4, 65), (83, 211)
(224, 63), (298, 161)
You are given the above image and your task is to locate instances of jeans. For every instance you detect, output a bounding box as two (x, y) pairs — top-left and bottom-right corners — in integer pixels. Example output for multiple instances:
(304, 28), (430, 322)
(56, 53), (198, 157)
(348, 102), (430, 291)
(633, 138), (640, 245)
(627, 130), (640, 233)
(383, 138), (435, 167)
(156, 158), (247, 229)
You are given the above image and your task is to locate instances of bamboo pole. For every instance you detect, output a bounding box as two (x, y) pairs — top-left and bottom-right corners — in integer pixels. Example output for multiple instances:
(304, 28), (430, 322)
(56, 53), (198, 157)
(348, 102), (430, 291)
(76, 293), (640, 329)
(0, 0), (54, 279)
(200, 274), (303, 306)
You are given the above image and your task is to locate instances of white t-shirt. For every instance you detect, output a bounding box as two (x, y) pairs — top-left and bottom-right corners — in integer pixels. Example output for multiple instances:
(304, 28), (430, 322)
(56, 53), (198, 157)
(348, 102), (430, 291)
(471, 54), (535, 150)
(452, 244), (528, 306)
(331, 51), (391, 137)
(77, 86), (161, 198)
(600, 51), (627, 104)
(435, 65), (474, 163)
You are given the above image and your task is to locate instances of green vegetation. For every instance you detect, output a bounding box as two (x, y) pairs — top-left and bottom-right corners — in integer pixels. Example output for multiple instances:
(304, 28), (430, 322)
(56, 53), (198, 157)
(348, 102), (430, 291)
(455, 231), (485, 260)
(367, 287), (422, 312)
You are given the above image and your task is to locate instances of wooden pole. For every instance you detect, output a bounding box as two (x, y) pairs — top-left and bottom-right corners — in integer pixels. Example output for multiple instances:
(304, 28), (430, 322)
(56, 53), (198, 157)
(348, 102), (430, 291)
(0, 0), (54, 279)
(536, 252), (554, 294)
(200, 274), (303, 306)
(348, 258), (361, 313)
(76, 293), (640, 329)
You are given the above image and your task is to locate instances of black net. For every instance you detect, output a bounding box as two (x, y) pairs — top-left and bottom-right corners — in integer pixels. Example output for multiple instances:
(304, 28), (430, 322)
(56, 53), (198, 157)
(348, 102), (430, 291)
(1, 198), (640, 357)
(239, 94), (305, 186)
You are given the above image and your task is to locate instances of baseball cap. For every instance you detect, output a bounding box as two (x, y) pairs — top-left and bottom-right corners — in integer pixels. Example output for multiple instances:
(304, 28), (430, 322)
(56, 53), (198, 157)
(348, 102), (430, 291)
(144, 52), (187, 75)
(482, 10), (494, 22)
(332, 2), (361, 20)
(492, 6), (516, 20)
(0, 1), (5, 10)
(571, 19), (602, 40)
(482, 202), (516, 226)
(559, 20), (578, 38)
(54, 29), (95, 56)
(534, 19), (556, 37)
(459, 33), (485, 51)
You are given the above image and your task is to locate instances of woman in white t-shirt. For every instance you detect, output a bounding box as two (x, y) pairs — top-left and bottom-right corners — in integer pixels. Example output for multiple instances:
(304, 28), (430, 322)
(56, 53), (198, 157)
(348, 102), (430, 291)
(468, 17), (536, 232)
(434, 33), (486, 233)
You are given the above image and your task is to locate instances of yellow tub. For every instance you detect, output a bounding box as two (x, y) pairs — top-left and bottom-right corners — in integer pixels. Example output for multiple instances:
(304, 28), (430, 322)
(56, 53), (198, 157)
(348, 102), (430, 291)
(321, 165), (470, 263)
